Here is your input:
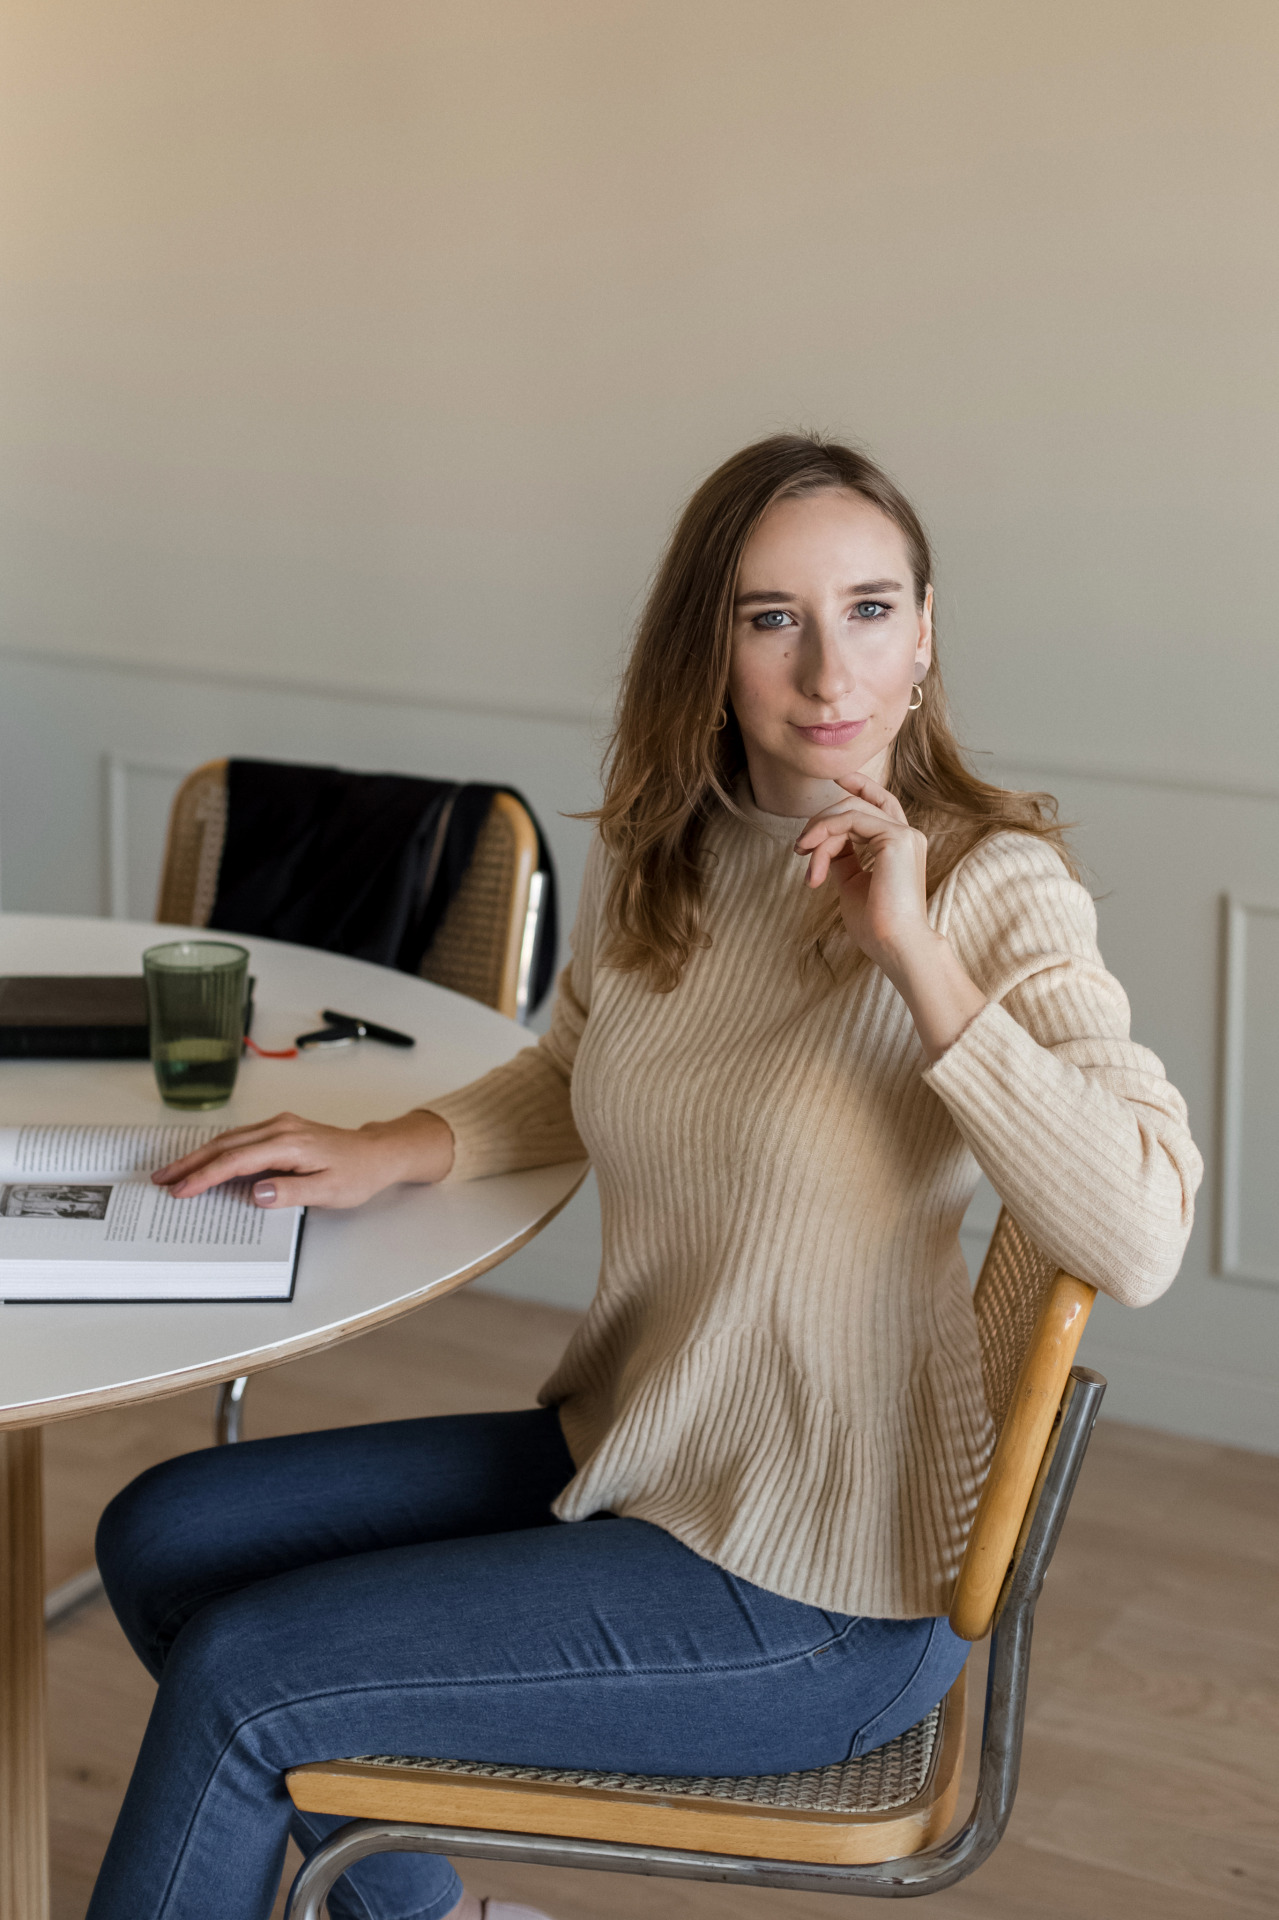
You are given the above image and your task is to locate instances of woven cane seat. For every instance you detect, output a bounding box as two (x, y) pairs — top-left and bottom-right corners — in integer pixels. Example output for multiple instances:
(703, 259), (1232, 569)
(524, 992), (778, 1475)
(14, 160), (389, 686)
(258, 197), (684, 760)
(288, 1672), (966, 1867)
(351, 1701), (940, 1817)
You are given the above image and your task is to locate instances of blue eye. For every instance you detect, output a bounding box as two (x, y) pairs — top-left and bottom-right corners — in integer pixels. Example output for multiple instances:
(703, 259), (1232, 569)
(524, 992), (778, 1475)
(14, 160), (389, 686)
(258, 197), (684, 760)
(752, 609), (793, 630)
(854, 601), (890, 619)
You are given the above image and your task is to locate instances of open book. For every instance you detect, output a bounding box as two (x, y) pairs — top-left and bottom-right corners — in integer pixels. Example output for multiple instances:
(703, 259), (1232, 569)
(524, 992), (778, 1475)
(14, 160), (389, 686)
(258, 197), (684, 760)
(0, 1124), (303, 1302)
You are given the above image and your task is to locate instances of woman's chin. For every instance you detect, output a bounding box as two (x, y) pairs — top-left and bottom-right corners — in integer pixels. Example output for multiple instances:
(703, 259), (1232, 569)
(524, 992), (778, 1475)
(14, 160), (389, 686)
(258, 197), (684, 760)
(787, 743), (881, 785)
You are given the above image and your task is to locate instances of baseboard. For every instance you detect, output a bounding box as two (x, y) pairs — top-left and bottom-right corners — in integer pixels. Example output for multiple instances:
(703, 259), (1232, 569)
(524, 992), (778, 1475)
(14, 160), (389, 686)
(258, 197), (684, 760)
(1077, 1336), (1279, 1455)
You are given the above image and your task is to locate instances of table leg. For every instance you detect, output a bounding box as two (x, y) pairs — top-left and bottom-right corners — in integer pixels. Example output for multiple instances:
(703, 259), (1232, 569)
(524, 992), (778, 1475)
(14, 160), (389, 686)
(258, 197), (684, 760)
(1, 1428), (49, 1920)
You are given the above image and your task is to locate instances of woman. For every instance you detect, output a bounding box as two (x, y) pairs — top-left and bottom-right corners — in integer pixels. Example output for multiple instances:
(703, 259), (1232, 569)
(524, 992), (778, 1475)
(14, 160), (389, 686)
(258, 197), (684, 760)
(91, 435), (1201, 1920)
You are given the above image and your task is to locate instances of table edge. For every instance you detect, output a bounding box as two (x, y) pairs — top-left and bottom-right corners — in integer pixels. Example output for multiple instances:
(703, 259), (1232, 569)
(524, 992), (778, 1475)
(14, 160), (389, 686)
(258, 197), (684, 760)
(0, 1166), (588, 1431)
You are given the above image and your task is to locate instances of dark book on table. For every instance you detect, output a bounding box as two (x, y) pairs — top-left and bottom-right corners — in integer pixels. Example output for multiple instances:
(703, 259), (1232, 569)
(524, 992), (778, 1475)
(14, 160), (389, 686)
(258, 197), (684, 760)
(0, 977), (150, 1059)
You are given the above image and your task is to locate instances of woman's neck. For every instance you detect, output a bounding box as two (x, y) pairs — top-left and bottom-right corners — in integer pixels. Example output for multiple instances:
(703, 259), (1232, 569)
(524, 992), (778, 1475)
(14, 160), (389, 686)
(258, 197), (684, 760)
(742, 743), (891, 819)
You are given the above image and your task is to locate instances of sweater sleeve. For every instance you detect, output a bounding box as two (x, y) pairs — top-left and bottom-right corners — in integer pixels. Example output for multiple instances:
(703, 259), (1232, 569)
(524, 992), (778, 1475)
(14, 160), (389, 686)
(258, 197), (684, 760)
(425, 834), (606, 1182)
(922, 834), (1202, 1308)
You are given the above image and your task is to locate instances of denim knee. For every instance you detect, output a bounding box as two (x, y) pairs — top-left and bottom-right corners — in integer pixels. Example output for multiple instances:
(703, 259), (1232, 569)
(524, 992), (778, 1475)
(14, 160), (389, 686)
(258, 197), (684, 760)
(95, 1453), (213, 1677)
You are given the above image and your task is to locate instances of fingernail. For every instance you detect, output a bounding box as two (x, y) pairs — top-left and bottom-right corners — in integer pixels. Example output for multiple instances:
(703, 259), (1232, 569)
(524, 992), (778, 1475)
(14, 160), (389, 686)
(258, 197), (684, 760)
(254, 1182), (277, 1206)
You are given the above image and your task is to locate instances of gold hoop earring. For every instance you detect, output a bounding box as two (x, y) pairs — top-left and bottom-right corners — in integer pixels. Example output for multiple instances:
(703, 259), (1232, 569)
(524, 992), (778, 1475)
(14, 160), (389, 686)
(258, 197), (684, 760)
(712, 706), (728, 731)
(907, 684), (924, 711)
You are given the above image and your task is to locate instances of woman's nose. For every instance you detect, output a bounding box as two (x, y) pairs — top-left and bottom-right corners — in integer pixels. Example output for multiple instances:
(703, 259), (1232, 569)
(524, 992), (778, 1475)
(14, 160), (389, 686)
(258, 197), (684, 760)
(799, 629), (855, 706)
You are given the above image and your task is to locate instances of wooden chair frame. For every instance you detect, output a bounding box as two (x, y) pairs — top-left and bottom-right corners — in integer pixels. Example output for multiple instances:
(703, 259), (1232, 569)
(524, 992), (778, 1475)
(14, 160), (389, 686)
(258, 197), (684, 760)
(282, 1247), (1105, 1912)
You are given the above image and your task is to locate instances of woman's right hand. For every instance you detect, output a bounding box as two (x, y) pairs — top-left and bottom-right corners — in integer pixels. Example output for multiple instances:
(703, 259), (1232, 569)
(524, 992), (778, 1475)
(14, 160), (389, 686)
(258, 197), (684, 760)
(151, 1108), (455, 1209)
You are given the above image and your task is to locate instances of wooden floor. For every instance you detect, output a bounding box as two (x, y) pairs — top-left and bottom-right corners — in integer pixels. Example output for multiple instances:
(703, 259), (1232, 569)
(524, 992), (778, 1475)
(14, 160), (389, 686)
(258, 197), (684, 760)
(43, 1288), (1279, 1920)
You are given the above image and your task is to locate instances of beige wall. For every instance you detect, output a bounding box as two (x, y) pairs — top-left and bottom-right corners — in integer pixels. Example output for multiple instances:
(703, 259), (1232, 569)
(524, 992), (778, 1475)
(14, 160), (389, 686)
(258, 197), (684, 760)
(4, 0), (1277, 775)
(2, 2), (1278, 1445)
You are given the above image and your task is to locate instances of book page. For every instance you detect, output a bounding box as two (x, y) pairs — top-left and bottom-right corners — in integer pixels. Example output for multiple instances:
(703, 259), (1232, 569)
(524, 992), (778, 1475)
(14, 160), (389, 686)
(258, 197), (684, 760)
(0, 1125), (300, 1267)
(0, 1123), (219, 1180)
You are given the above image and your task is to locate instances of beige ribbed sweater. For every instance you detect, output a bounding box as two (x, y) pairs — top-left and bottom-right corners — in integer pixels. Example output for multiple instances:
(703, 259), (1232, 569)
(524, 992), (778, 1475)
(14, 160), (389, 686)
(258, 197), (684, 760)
(430, 794), (1201, 1619)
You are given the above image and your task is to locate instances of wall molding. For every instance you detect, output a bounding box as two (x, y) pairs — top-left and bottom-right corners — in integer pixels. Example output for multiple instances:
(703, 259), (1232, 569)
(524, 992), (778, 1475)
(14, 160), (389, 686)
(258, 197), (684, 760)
(7, 647), (1279, 805)
(1217, 894), (1279, 1290)
(989, 757), (1279, 808)
(103, 753), (187, 921)
(0, 642), (607, 732)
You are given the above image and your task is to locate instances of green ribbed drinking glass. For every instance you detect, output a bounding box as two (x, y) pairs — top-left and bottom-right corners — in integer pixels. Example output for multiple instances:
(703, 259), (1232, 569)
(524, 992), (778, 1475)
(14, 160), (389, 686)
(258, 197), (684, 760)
(143, 940), (249, 1110)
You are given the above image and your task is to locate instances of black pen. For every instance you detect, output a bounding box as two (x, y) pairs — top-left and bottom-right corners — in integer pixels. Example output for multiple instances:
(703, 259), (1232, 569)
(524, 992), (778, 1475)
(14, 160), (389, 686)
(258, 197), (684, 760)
(295, 1011), (417, 1050)
(323, 1009), (415, 1048)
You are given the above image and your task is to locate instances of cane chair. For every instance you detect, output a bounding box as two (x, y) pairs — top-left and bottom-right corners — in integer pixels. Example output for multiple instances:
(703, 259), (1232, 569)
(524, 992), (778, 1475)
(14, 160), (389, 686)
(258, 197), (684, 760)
(156, 759), (545, 1023)
(155, 758), (546, 1449)
(282, 1212), (1105, 1912)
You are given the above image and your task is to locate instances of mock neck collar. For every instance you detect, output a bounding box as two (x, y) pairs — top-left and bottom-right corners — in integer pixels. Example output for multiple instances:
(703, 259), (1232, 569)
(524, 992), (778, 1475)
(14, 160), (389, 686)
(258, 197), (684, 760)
(732, 774), (810, 844)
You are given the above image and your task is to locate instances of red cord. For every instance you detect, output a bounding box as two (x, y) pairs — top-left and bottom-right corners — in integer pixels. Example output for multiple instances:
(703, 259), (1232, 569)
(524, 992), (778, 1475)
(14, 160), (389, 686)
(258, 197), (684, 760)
(243, 1036), (299, 1060)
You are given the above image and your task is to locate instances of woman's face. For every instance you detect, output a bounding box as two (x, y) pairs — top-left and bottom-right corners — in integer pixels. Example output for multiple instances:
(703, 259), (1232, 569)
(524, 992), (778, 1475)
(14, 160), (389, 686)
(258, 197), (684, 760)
(727, 488), (932, 816)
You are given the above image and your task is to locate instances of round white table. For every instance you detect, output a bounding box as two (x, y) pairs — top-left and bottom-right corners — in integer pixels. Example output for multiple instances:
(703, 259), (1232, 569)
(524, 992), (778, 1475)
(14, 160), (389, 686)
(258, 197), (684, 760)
(0, 914), (587, 1920)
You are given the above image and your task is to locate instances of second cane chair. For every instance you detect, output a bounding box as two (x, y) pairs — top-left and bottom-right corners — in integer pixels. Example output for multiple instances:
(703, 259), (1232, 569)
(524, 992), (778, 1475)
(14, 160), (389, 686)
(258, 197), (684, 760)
(156, 759), (547, 1023)
(154, 758), (549, 1447)
(281, 1211), (1104, 1912)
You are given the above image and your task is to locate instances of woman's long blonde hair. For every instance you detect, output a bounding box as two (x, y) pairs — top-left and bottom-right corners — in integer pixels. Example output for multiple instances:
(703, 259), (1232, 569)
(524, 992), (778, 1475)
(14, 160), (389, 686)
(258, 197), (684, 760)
(596, 433), (1073, 992)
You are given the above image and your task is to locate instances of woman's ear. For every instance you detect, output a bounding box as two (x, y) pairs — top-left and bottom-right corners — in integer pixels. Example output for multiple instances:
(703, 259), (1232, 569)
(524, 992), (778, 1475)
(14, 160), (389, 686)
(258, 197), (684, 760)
(915, 586), (934, 675)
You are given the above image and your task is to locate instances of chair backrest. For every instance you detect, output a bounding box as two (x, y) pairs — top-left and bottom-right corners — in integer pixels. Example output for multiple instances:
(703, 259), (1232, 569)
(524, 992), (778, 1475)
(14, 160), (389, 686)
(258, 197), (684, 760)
(155, 761), (541, 1021)
(418, 791), (540, 1021)
(156, 758), (229, 932)
(972, 1208), (1072, 1427)
(949, 1209), (1096, 1641)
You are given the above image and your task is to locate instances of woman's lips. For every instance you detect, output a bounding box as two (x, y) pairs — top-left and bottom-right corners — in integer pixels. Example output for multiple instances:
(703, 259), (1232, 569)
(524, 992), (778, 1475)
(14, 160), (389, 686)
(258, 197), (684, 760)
(790, 718), (868, 747)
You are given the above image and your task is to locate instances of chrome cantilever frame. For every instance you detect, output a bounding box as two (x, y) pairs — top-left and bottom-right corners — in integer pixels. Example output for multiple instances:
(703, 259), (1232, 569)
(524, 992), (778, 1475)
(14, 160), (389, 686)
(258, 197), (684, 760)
(285, 1367), (1106, 1916)
(214, 1373), (249, 1445)
(514, 870), (546, 1027)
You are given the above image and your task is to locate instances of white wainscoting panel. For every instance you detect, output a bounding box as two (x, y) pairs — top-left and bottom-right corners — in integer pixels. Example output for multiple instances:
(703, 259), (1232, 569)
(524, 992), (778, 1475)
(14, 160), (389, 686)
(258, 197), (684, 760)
(105, 755), (188, 922)
(1218, 897), (1279, 1289)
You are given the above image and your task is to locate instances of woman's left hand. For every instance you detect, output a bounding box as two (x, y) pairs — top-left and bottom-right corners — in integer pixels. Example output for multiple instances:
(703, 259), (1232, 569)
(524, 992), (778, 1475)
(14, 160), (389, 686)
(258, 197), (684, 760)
(793, 771), (933, 978)
(794, 771), (989, 1061)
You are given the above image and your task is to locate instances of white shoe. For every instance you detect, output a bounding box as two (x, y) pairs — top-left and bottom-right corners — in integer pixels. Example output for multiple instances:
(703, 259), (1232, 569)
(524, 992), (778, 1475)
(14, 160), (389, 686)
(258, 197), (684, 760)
(480, 1903), (558, 1920)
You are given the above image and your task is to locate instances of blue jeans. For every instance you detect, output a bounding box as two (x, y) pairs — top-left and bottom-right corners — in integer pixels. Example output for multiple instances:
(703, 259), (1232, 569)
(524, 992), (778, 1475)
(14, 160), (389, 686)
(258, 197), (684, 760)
(90, 1406), (967, 1920)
